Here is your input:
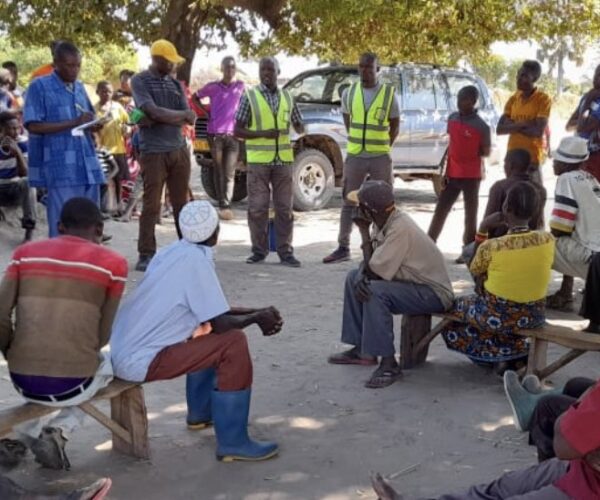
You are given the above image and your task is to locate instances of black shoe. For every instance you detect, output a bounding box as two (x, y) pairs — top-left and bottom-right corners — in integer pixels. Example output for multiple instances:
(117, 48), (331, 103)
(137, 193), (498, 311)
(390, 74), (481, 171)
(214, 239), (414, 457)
(246, 253), (266, 264)
(280, 255), (301, 268)
(23, 228), (34, 242)
(585, 322), (600, 334)
(323, 247), (350, 264)
(135, 254), (153, 272)
(101, 234), (113, 244)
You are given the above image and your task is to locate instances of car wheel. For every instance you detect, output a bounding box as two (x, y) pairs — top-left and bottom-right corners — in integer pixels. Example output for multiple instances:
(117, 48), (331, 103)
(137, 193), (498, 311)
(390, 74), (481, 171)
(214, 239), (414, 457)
(292, 149), (335, 211)
(200, 165), (218, 200)
(232, 171), (247, 202)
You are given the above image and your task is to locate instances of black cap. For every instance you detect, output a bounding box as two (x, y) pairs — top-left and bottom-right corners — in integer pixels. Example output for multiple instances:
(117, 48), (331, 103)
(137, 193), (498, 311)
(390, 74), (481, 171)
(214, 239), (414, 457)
(347, 180), (395, 212)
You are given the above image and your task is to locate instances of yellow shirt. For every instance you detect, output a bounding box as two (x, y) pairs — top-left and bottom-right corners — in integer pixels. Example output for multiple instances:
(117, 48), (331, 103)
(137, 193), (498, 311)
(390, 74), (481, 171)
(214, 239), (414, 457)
(504, 89), (552, 166)
(94, 101), (129, 155)
(470, 231), (555, 303)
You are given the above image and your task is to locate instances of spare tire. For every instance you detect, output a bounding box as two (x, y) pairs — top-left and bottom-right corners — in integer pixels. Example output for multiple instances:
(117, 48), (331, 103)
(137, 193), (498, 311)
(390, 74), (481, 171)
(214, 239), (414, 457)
(200, 166), (247, 202)
(292, 148), (335, 211)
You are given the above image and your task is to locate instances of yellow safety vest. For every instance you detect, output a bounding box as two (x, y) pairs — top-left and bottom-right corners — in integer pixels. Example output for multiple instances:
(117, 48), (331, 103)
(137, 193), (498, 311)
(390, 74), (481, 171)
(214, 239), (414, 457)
(346, 82), (394, 155)
(246, 87), (294, 164)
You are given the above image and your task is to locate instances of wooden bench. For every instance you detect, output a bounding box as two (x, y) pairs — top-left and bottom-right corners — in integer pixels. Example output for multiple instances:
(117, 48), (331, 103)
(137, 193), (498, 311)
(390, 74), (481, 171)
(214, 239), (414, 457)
(399, 314), (600, 379)
(0, 379), (150, 460)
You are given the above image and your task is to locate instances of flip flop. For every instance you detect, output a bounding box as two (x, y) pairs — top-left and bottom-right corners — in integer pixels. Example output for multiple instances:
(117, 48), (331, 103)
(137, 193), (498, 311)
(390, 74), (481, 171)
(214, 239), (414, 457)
(67, 477), (112, 500)
(364, 366), (403, 389)
(328, 349), (377, 366)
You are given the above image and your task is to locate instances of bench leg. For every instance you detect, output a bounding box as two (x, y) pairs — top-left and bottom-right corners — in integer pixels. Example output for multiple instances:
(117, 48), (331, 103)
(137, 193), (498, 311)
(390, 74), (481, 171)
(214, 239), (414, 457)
(526, 338), (549, 378)
(399, 315), (432, 369)
(110, 386), (151, 460)
(538, 349), (585, 380)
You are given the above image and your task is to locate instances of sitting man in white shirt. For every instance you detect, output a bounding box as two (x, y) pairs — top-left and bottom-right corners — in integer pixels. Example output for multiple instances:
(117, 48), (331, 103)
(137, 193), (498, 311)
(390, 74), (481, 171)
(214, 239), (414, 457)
(546, 136), (600, 332)
(110, 200), (284, 462)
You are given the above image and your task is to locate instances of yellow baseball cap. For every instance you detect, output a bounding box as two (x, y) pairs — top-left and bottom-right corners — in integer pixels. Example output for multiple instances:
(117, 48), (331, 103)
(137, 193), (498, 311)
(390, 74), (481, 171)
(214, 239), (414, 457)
(150, 39), (185, 64)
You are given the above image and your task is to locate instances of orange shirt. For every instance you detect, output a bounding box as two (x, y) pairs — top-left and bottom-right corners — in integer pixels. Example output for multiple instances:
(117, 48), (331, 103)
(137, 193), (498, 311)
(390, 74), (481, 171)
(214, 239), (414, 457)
(503, 88), (552, 166)
(30, 63), (54, 80)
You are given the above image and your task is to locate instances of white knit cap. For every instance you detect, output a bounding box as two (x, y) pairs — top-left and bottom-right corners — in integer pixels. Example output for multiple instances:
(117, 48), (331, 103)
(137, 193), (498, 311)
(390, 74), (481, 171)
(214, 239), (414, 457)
(178, 200), (219, 243)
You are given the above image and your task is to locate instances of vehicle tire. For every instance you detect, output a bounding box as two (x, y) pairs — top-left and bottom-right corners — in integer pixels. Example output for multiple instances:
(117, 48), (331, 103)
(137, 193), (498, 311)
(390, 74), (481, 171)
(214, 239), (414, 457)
(432, 174), (444, 197)
(232, 171), (247, 202)
(200, 167), (248, 203)
(292, 148), (335, 211)
(200, 165), (218, 201)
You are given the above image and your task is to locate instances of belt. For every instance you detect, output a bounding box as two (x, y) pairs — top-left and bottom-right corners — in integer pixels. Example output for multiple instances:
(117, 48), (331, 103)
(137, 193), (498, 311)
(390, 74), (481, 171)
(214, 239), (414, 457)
(14, 377), (93, 403)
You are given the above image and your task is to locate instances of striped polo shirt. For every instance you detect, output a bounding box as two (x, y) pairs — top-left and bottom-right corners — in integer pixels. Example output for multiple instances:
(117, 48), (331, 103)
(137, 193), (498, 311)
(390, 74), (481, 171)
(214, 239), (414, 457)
(131, 69), (189, 153)
(550, 169), (600, 252)
(0, 236), (128, 378)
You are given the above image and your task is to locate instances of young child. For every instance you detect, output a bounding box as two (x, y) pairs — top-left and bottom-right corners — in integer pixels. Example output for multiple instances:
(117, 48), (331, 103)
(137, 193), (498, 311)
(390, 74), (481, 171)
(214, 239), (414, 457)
(94, 81), (130, 208)
(427, 85), (491, 262)
(0, 111), (36, 241)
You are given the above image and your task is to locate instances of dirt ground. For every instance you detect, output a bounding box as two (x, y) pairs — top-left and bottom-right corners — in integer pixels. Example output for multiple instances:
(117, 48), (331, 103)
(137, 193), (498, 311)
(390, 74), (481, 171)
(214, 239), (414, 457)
(0, 155), (598, 500)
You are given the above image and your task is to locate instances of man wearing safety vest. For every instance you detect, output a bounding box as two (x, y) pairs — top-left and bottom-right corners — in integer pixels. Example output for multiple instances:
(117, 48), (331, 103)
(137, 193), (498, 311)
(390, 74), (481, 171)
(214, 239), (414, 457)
(235, 57), (305, 267)
(323, 52), (400, 264)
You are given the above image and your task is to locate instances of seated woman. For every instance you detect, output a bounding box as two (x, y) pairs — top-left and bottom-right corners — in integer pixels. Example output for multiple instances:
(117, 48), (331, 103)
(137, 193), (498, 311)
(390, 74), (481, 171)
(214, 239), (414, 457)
(442, 181), (555, 371)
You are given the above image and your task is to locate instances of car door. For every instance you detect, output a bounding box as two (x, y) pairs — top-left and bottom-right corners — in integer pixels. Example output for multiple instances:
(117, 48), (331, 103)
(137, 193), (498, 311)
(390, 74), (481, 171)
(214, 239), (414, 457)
(402, 68), (450, 168)
(378, 69), (408, 168)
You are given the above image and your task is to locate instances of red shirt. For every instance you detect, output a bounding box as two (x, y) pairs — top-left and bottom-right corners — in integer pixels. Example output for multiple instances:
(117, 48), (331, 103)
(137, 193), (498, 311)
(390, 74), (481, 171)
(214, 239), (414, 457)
(446, 111), (491, 179)
(555, 381), (600, 499)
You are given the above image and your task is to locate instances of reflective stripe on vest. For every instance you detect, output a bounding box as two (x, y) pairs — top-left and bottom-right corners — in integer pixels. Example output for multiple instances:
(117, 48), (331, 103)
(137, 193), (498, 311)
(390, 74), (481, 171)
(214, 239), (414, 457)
(246, 87), (294, 164)
(346, 82), (394, 155)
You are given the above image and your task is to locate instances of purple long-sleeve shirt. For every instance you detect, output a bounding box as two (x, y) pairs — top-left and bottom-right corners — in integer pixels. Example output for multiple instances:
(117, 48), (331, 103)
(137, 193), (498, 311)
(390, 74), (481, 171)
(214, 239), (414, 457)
(196, 80), (245, 134)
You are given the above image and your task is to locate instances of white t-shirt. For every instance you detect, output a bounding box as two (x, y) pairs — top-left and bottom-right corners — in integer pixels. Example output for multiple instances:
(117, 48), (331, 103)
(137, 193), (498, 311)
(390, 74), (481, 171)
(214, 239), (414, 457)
(550, 169), (600, 252)
(110, 240), (230, 382)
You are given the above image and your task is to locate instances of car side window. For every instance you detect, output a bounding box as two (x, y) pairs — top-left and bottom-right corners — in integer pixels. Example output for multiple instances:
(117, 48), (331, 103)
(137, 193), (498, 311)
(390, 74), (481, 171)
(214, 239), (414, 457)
(404, 70), (441, 111)
(286, 71), (358, 104)
(445, 74), (487, 110)
(380, 70), (402, 106)
(286, 73), (328, 102)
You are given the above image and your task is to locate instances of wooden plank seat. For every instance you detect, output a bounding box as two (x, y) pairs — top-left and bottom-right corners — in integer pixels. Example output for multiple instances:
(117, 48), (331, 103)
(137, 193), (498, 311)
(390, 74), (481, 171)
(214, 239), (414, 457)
(400, 314), (600, 379)
(0, 379), (150, 459)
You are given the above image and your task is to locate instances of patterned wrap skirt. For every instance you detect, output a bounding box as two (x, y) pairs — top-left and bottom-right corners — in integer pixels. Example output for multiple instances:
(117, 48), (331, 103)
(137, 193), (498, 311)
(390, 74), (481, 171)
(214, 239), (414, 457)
(441, 290), (546, 363)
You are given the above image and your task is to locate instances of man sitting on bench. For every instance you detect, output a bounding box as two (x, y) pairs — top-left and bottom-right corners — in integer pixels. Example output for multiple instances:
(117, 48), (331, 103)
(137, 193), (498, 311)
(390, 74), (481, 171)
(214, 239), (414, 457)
(372, 377), (600, 499)
(327, 180), (454, 389)
(0, 198), (128, 467)
(546, 136), (600, 317)
(110, 200), (283, 462)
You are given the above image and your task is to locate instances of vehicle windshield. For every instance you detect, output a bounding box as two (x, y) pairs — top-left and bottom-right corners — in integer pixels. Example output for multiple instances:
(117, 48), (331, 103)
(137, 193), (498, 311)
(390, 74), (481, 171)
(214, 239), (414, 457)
(285, 69), (358, 104)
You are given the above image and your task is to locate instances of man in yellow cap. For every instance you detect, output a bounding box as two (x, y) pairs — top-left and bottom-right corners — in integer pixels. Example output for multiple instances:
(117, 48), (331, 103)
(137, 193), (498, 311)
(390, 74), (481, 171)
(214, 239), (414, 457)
(130, 39), (196, 272)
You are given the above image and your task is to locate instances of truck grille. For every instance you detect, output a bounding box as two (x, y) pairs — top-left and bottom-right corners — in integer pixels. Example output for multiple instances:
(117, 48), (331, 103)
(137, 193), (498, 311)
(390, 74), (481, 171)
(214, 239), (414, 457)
(195, 116), (208, 139)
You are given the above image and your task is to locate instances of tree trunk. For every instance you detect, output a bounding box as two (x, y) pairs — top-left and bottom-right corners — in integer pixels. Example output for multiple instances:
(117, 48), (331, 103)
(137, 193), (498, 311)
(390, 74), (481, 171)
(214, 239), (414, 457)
(556, 44), (565, 97)
(161, 0), (211, 84)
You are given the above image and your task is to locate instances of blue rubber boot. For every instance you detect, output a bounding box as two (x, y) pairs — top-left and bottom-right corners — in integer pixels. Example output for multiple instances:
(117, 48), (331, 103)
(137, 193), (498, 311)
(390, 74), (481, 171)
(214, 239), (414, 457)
(212, 389), (278, 462)
(186, 368), (216, 430)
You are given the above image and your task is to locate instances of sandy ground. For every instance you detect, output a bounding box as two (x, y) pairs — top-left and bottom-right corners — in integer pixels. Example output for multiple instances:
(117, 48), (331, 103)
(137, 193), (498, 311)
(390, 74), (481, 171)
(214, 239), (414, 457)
(0, 153), (598, 500)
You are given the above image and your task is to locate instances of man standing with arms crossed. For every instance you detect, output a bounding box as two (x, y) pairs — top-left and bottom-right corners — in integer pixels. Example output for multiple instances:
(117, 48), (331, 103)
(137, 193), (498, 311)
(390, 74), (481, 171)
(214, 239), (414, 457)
(193, 56), (245, 221)
(323, 52), (400, 264)
(131, 39), (196, 272)
(235, 57), (304, 267)
(497, 60), (551, 185)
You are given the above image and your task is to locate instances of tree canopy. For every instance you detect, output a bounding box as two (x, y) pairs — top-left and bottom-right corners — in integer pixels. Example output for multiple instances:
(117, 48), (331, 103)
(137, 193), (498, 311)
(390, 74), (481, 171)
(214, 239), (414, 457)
(0, 37), (138, 86)
(0, 0), (598, 81)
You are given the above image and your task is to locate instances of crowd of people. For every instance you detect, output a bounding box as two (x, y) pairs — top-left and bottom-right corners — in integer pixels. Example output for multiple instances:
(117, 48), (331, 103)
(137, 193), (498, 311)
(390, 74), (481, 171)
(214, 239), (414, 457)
(0, 38), (599, 499)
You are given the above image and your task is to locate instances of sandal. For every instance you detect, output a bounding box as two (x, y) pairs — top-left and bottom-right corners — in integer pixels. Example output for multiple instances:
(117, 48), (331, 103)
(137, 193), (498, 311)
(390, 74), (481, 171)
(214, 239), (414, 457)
(328, 348), (377, 366)
(364, 365), (403, 389)
(546, 292), (574, 312)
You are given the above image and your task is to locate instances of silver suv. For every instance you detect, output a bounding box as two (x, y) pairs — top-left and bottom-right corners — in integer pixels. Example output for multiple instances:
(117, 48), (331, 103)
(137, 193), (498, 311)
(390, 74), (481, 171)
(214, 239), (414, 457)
(194, 64), (501, 211)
